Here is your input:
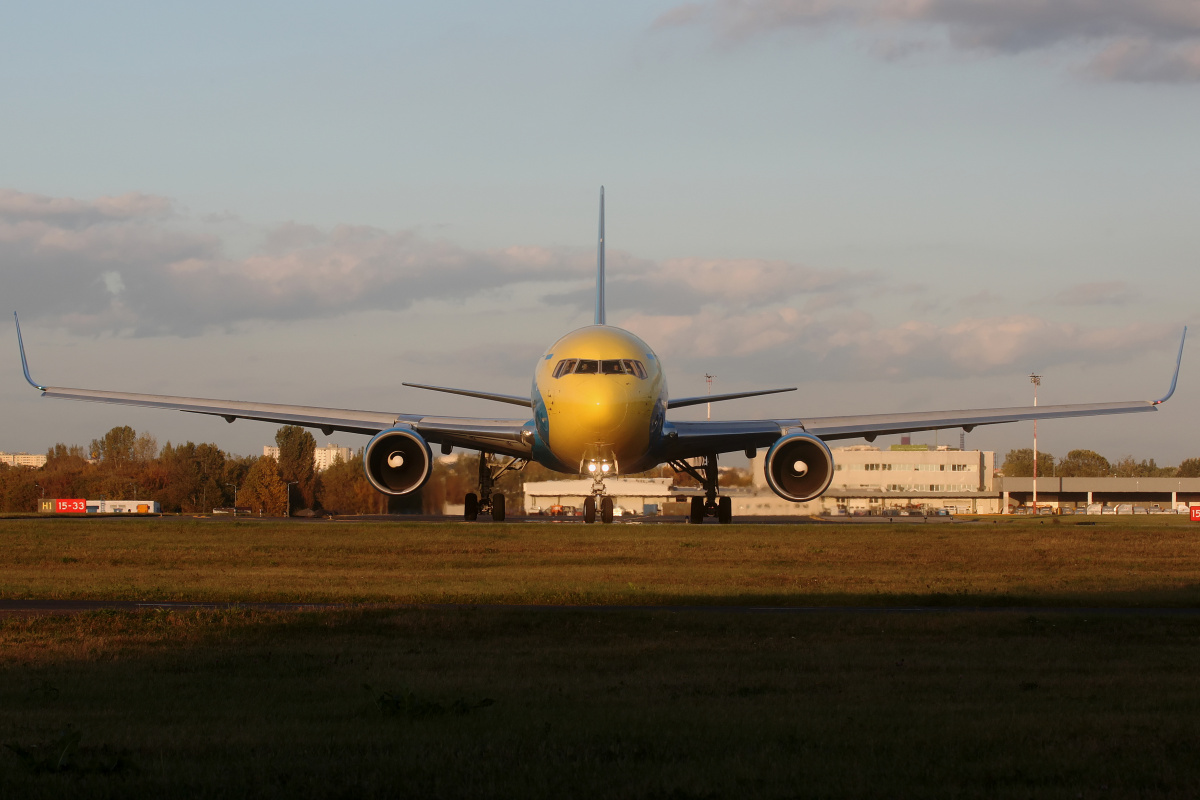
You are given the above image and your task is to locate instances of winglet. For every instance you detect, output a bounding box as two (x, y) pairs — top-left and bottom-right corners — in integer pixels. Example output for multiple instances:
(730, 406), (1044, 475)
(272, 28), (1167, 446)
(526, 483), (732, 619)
(1154, 326), (1187, 404)
(595, 186), (606, 326)
(14, 313), (46, 391)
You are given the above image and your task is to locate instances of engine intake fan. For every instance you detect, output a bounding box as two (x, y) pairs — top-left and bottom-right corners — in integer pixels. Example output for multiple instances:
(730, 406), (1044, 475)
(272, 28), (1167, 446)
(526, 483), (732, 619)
(363, 427), (433, 495)
(764, 432), (835, 502)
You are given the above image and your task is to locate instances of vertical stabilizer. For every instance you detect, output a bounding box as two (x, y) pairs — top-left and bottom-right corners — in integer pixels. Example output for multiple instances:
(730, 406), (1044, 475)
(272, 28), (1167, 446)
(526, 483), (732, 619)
(595, 186), (606, 325)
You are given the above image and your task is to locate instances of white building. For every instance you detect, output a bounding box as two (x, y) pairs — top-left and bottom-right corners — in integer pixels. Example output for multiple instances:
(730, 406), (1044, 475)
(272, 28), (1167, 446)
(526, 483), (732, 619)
(262, 443), (352, 472)
(523, 477), (676, 515)
(0, 451), (47, 468)
(739, 446), (1001, 515)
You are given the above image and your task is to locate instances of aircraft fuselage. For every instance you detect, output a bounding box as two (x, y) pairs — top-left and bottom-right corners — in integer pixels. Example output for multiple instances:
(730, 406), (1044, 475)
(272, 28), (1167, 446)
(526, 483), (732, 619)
(531, 325), (667, 475)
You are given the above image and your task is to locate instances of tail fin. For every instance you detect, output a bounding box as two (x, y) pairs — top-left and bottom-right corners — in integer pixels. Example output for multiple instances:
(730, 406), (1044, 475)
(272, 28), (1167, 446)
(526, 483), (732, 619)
(595, 186), (605, 326)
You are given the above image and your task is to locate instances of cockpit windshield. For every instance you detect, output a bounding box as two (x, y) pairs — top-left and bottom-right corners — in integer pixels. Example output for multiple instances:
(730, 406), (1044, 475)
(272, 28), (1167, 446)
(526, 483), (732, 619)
(552, 358), (648, 379)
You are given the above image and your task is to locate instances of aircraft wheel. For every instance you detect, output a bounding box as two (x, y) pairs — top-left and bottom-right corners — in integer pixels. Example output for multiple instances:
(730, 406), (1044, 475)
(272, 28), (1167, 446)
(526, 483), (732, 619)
(464, 493), (479, 521)
(584, 496), (597, 524)
(492, 493), (505, 522)
(689, 496), (704, 524)
(718, 496), (732, 524)
(601, 496), (614, 524)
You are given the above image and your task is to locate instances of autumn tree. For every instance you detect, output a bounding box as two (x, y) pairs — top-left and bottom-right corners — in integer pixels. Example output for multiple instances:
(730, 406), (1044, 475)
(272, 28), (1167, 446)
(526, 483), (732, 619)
(1055, 450), (1110, 478)
(237, 456), (288, 516)
(133, 432), (159, 463)
(1001, 449), (1056, 478)
(1177, 458), (1200, 478)
(45, 443), (89, 472)
(275, 426), (316, 512)
(1110, 456), (1175, 478)
(90, 425), (137, 468)
(316, 451), (377, 515)
(154, 441), (230, 512)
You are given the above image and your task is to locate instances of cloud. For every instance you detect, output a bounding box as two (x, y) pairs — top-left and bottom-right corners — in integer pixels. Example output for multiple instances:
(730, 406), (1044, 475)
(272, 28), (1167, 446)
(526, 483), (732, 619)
(4, 188), (1173, 388)
(624, 306), (1175, 380)
(547, 256), (864, 315)
(962, 288), (1001, 306)
(1051, 280), (1138, 306)
(0, 189), (173, 228)
(1, 188), (593, 336)
(654, 0), (1200, 82)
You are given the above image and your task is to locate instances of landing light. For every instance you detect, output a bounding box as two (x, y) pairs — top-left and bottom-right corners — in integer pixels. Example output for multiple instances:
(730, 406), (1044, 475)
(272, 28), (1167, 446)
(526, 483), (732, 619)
(601, 463), (610, 473)
(588, 463), (597, 473)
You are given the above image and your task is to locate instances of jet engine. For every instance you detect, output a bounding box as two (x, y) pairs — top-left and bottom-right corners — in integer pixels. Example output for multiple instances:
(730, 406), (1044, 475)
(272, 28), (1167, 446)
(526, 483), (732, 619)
(764, 432), (835, 502)
(363, 427), (433, 495)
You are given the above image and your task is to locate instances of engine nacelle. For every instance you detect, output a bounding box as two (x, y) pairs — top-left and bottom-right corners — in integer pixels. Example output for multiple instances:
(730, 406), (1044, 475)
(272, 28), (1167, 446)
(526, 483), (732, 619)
(764, 432), (835, 503)
(363, 427), (433, 496)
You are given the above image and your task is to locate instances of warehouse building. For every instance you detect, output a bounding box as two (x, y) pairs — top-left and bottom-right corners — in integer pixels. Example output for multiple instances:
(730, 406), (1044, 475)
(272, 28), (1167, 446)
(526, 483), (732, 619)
(998, 477), (1200, 513)
(739, 445), (1002, 515)
(523, 477), (676, 515)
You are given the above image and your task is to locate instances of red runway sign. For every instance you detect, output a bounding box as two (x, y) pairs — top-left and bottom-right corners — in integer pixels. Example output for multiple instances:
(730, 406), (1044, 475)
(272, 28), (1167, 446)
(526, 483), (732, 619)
(55, 499), (86, 514)
(1191, 507), (1200, 522)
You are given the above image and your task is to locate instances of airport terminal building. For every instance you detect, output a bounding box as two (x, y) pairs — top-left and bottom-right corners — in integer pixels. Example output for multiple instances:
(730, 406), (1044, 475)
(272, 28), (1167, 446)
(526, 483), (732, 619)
(737, 445), (1002, 515)
(520, 444), (1200, 516)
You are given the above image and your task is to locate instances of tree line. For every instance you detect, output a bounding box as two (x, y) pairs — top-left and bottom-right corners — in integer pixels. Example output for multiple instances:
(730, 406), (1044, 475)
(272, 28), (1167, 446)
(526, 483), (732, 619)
(0, 424), (678, 515)
(1000, 449), (1200, 479)
(0, 425), (381, 515)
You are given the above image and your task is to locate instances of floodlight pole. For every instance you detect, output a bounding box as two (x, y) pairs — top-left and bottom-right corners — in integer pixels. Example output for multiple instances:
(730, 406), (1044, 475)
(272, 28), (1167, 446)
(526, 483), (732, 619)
(705, 373), (715, 421)
(226, 482), (237, 517)
(34, 483), (44, 499)
(1030, 373), (1041, 515)
(286, 481), (298, 518)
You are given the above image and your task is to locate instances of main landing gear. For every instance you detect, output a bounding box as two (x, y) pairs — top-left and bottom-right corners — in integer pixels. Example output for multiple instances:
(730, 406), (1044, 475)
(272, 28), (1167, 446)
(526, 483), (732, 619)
(669, 454), (733, 524)
(464, 452), (526, 522)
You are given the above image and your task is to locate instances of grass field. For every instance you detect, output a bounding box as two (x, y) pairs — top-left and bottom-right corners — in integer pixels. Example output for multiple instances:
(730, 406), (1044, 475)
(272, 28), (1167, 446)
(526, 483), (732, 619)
(3, 516), (1200, 797)
(2, 515), (1200, 606)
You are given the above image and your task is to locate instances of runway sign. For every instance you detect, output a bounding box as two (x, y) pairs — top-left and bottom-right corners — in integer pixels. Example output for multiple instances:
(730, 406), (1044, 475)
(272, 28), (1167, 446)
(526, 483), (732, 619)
(1191, 507), (1200, 522)
(55, 499), (86, 514)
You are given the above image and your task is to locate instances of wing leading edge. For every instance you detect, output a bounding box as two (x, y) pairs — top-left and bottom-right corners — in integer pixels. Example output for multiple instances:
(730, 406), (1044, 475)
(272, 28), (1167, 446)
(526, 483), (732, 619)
(14, 314), (534, 458)
(664, 328), (1186, 461)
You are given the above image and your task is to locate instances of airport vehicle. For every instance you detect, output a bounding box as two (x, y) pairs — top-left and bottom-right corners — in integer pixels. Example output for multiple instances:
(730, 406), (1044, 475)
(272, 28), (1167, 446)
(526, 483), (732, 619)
(13, 190), (1187, 524)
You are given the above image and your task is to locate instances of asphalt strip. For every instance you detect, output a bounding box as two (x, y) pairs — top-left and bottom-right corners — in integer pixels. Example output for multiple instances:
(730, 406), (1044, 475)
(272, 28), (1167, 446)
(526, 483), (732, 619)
(2, 599), (1200, 617)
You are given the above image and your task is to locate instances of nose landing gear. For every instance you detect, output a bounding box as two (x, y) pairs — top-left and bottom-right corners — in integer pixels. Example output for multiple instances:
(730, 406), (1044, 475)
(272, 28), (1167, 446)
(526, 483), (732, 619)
(463, 452), (526, 522)
(670, 454), (733, 524)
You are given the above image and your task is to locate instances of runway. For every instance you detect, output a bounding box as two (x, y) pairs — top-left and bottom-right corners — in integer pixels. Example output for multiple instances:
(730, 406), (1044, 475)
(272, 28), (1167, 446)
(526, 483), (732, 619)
(3, 599), (1198, 618)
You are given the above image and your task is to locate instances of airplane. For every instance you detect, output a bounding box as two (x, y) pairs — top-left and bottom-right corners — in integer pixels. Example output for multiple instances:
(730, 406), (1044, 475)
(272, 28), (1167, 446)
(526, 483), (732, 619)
(14, 188), (1188, 524)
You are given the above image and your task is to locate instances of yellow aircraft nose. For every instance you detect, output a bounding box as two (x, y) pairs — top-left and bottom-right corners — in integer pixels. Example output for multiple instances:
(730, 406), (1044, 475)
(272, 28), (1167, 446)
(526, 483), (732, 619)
(546, 377), (653, 470)
(573, 380), (631, 437)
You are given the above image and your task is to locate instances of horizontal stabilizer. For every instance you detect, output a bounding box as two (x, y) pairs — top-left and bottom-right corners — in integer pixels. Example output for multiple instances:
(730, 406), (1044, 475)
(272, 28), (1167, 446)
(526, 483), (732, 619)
(402, 383), (533, 408)
(668, 387), (796, 410)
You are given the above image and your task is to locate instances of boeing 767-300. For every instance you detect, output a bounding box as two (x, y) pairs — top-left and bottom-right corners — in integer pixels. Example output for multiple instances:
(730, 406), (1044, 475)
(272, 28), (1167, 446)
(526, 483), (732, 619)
(14, 189), (1186, 523)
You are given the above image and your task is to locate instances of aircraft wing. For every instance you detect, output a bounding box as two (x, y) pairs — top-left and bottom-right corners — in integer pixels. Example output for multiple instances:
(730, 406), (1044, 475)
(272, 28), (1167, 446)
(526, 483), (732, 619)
(786, 399), (1159, 442)
(30, 386), (535, 458)
(15, 315), (534, 458)
(663, 399), (1161, 461)
(664, 328), (1186, 461)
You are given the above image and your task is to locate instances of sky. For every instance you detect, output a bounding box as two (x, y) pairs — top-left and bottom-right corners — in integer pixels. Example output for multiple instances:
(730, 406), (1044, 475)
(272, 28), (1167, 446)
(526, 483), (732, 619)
(2, 0), (1199, 466)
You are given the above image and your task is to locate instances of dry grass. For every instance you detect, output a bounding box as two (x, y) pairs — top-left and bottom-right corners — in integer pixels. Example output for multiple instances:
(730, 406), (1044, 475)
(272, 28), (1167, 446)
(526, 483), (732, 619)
(3, 517), (1200, 797)
(3, 607), (1200, 798)
(0, 515), (1198, 606)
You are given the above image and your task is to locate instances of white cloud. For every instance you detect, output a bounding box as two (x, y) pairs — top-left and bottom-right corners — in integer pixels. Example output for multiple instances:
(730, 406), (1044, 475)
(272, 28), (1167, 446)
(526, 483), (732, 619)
(1, 189), (591, 336)
(3, 188), (1174, 387)
(1052, 280), (1138, 306)
(0, 189), (172, 228)
(654, 0), (1200, 82)
(623, 306), (1176, 380)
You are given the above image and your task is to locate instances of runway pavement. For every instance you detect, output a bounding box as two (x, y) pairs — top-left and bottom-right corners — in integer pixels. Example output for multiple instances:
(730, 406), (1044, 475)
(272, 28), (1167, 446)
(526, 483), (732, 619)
(3, 599), (1197, 618)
